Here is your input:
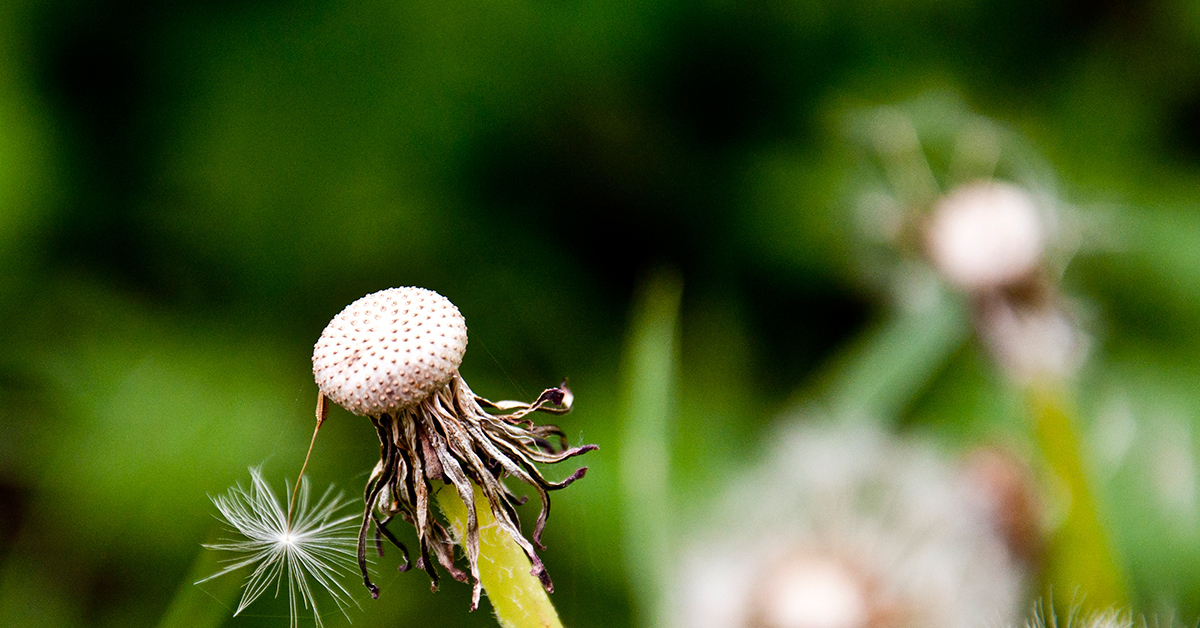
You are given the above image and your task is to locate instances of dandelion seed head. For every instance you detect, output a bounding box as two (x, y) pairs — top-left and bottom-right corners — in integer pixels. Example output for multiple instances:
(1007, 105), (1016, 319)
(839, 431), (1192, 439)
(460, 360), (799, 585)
(672, 423), (1032, 628)
(198, 468), (360, 628)
(312, 286), (468, 415)
(310, 287), (595, 609)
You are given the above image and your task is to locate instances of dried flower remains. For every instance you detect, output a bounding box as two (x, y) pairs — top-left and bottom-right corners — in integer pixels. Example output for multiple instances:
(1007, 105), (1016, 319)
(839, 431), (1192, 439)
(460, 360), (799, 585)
(311, 286), (597, 609)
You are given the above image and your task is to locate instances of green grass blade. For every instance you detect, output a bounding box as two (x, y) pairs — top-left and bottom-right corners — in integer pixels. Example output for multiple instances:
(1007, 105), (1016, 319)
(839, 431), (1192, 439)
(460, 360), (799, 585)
(797, 283), (970, 422)
(619, 269), (683, 628)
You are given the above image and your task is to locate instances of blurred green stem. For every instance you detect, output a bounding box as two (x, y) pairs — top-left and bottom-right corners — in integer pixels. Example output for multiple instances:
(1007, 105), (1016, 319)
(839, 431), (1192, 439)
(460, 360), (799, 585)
(156, 537), (243, 628)
(435, 482), (564, 628)
(799, 282), (969, 421)
(1028, 385), (1129, 611)
(619, 269), (682, 628)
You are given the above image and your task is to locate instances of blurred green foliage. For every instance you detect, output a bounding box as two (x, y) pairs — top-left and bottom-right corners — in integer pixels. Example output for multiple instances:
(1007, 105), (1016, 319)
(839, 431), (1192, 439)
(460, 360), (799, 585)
(3, 0), (1200, 626)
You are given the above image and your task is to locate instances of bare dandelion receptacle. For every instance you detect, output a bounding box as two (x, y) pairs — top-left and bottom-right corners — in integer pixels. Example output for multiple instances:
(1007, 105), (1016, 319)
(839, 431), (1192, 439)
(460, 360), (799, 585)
(312, 287), (468, 416)
(311, 287), (597, 610)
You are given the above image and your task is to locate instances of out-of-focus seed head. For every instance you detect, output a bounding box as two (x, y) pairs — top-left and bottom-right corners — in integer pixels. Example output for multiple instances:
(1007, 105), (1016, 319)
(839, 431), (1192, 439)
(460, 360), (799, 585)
(312, 287), (468, 416)
(672, 423), (1030, 628)
(752, 553), (873, 628)
(926, 181), (1045, 292)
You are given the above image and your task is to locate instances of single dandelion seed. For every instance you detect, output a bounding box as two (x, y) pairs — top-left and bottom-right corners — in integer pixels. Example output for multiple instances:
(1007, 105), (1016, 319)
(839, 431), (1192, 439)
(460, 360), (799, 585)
(197, 467), (360, 628)
(310, 286), (597, 610)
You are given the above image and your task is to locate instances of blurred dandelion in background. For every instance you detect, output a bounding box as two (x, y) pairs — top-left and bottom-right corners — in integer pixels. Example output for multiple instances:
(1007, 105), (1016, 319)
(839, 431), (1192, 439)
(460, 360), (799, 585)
(843, 97), (1130, 614)
(197, 468), (359, 628)
(671, 422), (1036, 628)
(850, 96), (1087, 387)
(925, 181), (1046, 294)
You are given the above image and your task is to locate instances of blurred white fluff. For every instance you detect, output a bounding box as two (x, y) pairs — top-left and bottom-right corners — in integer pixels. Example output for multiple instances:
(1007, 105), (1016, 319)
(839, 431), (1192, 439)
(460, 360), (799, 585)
(671, 423), (1030, 628)
(925, 181), (1046, 293)
(197, 468), (360, 628)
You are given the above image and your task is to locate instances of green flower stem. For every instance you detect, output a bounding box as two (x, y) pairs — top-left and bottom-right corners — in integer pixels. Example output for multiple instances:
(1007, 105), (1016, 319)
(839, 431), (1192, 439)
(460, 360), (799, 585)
(435, 481), (564, 628)
(1028, 385), (1129, 612)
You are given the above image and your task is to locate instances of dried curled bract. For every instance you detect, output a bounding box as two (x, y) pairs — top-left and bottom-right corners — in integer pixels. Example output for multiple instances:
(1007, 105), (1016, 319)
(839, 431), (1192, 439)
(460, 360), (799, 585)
(312, 287), (596, 609)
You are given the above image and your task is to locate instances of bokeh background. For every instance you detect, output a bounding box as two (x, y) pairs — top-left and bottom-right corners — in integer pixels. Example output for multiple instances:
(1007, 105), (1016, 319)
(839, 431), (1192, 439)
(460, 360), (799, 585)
(3, 0), (1200, 627)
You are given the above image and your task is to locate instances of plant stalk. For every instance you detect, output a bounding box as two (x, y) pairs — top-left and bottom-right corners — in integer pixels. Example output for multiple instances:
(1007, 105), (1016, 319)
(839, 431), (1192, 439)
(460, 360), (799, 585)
(1028, 384), (1128, 612)
(435, 481), (564, 628)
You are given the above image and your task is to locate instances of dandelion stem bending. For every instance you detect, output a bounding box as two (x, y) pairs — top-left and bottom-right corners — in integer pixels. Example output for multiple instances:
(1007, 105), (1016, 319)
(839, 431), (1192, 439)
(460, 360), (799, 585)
(436, 481), (564, 628)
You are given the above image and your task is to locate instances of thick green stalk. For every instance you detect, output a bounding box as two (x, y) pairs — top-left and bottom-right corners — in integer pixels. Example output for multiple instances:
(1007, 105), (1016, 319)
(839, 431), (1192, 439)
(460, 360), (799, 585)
(1028, 385), (1128, 613)
(435, 482), (563, 628)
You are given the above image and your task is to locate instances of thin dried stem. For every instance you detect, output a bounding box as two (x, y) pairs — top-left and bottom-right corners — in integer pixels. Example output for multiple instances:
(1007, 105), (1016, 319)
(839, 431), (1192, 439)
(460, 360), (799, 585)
(289, 393), (329, 528)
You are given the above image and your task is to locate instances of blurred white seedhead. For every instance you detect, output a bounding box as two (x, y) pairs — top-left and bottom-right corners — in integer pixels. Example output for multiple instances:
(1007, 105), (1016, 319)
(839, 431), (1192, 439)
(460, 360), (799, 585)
(925, 182), (1046, 292)
(748, 551), (878, 628)
(852, 100), (1089, 386)
(671, 423), (1032, 628)
(198, 468), (359, 628)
